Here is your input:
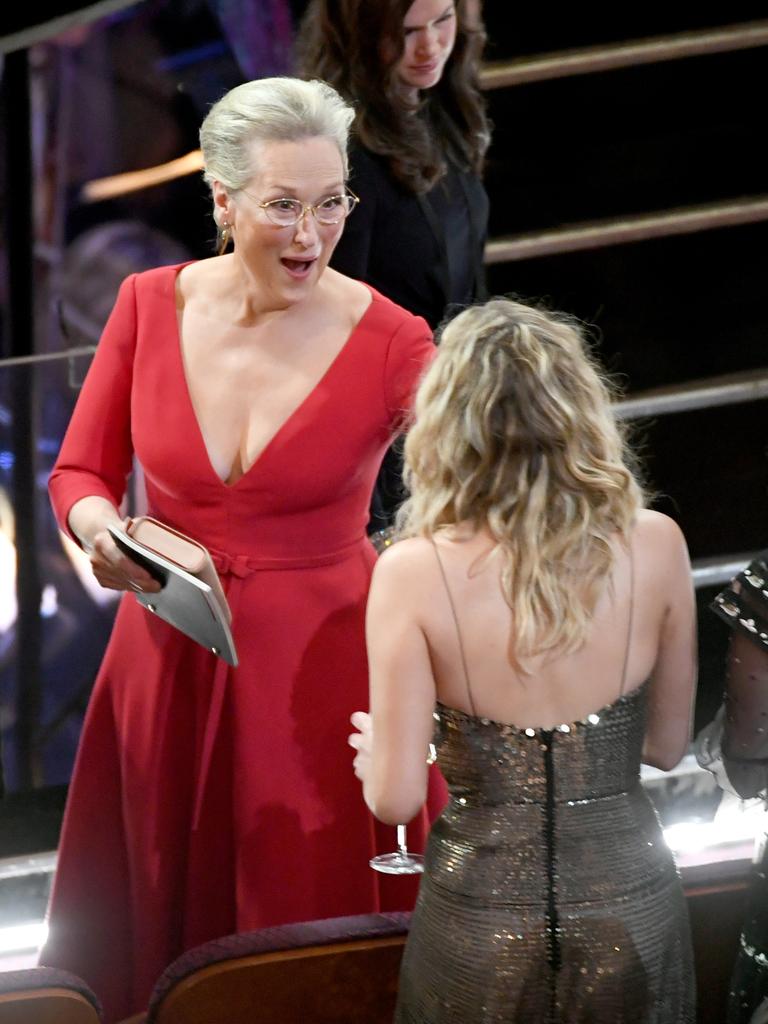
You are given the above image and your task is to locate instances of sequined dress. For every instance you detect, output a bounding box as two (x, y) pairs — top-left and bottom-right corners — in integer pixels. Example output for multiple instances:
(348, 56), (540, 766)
(396, 552), (695, 1023)
(699, 552), (768, 1024)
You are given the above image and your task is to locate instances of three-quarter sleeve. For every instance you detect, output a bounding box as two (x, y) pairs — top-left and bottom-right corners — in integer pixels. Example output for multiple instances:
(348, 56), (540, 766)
(382, 314), (435, 434)
(48, 274), (138, 541)
(696, 552), (768, 797)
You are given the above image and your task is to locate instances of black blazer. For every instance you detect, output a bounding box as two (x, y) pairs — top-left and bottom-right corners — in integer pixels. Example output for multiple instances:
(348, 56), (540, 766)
(331, 143), (489, 331)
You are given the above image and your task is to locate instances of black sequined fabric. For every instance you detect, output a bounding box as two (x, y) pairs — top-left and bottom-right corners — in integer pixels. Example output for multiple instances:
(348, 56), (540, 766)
(727, 840), (768, 1024)
(395, 682), (695, 1023)
(712, 553), (768, 651)
(709, 552), (768, 1024)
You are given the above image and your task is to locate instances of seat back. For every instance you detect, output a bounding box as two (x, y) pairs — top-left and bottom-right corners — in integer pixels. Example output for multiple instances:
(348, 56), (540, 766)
(0, 967), (102, 1024)
(148, 913), (410, 1024)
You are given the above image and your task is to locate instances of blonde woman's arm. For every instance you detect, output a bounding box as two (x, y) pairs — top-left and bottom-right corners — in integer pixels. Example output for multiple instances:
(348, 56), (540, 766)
(641, 514), (698, 771)
(349, 540), (436, 825)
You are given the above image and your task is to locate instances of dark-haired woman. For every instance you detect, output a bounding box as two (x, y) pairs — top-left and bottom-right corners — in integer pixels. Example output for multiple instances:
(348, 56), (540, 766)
(697, 556), (768, 1023)
(296, 0), (490, 524)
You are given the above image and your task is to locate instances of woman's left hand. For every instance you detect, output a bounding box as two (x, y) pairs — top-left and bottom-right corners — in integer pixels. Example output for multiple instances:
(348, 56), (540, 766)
(348, 711), (372, 781)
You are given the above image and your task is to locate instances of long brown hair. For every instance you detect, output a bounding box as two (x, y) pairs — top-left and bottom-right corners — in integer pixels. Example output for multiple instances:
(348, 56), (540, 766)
(295, 0), (490, 194)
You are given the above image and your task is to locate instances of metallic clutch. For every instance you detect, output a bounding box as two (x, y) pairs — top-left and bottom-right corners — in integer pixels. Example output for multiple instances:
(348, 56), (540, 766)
(108, 521), (238, 666)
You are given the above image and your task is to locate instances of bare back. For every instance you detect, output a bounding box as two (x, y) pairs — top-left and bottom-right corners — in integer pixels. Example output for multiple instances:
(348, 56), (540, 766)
(412, 509), (696, 751)
(363, 503), (695, 833)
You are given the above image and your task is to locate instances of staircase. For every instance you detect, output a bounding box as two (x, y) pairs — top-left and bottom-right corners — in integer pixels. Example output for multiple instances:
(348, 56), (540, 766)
(479, 10), (768, 732)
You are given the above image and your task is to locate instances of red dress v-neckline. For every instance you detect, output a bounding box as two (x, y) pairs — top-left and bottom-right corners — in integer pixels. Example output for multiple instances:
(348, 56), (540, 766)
(45, 262), (442, 1024)
(170, 266), (376, 489)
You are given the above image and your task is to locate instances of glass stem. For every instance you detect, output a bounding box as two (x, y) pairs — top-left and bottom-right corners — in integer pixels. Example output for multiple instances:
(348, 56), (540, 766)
(397, 824), (408, 856)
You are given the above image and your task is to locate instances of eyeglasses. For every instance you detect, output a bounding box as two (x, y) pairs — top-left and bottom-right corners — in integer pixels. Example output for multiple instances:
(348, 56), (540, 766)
(239, 189), (360, 227)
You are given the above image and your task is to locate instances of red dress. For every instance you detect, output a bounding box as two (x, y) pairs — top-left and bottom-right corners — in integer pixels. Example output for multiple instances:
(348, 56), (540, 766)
(41, 264), (444, 1022)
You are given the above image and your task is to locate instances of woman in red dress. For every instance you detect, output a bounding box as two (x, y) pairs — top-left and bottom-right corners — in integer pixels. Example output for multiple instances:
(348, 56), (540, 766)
(40, 77), (442, 1022)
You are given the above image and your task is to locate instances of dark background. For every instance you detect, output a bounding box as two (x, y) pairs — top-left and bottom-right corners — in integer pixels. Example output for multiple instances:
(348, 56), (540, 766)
(1, 3), (767, 851)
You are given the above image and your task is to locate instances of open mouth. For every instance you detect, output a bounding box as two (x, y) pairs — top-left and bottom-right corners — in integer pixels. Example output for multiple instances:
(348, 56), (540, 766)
(281, 257), (317, 279)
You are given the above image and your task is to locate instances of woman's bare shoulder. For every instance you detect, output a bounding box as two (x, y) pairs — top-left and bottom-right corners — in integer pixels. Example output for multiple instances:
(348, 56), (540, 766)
(176, 255), (229, 302)
(374, 536), (435, 574)
(633, 508), (687, 549)
(321, 267), (372, 319)
(632, 510), (692, 590)
(368, 538), (437, 621)
(373, 530), (488, 589)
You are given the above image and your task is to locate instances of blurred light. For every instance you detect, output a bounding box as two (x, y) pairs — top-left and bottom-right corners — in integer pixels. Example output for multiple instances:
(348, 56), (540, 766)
(0, 920), (48, 955)
(663, 822), (717, 853)
(156, 41), (228, 71)
(60, 531), (119, 607)
(0, 533), (17, 632)
(0, 451), (14, 471)
(664, 802), (768, 854)
(81, 149), (205, 202)
(37, 439), (62, 455)
(40, 584), (58, 618)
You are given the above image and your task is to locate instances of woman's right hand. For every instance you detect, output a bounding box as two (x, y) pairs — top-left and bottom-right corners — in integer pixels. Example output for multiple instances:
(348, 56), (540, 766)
(89, 520), (161, 594)
(68, 497), (161, 594)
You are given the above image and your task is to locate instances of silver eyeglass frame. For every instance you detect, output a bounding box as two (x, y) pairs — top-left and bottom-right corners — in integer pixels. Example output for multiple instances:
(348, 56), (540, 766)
(238, 188), (360, 227)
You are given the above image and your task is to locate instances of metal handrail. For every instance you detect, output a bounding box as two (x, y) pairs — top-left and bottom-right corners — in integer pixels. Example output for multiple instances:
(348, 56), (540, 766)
(0, 346), (96, 368)
(1, 0), (139, 55)
(479, 19), (768, 89)
(485, 196), (768, 264)
(74, 21), (768, 204)
(3, 351), (768, 423)
(616, 368), (768, 420)
(0, 851), (57, 881)
(692, 554), (754, 590)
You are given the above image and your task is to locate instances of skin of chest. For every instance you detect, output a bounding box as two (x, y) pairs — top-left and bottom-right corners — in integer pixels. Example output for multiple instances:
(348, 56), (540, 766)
(177, 287), (365, 484)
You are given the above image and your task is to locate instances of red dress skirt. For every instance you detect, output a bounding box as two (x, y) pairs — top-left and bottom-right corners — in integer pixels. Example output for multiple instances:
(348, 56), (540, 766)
(41, 264), (445, 1022)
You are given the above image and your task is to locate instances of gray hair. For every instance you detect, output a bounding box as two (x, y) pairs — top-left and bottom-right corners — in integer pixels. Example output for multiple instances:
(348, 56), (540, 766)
(199, 77), (354, 199)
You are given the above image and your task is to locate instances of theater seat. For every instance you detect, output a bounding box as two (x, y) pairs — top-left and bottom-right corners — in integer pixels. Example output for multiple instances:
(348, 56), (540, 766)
(0, 966), (102, 1023)
(146, 912), (410, 1024)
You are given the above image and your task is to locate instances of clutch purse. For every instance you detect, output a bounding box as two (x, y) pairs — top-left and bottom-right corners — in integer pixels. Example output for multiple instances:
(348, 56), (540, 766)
(108, 517), (238, 666)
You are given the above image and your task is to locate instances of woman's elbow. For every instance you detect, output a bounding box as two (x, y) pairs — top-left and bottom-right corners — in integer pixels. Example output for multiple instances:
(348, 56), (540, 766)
(364, 781), (426, 827)
(642, 741), (686, 773)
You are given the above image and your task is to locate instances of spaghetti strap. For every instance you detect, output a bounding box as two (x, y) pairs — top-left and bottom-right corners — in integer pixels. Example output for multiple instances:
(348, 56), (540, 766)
(430, 539), (479, 718)
(618, 539), (635, 698)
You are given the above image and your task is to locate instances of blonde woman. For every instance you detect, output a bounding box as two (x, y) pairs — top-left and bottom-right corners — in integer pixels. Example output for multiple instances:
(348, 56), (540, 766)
(350, 299), (697, 1022)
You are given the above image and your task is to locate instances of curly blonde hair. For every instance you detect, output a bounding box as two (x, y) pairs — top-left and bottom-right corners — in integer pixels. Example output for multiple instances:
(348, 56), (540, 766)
(398, 298), (645, 657)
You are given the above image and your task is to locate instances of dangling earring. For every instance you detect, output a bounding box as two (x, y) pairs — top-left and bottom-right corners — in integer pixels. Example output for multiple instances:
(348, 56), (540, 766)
(217, 220), (231, 256)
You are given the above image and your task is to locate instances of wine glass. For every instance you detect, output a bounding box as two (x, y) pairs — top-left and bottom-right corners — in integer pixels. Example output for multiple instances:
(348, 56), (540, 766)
(369, 743), (437, 875)
(369, 824), (424, 875)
